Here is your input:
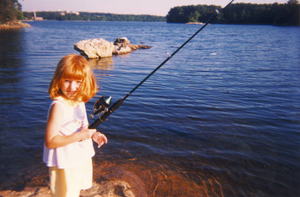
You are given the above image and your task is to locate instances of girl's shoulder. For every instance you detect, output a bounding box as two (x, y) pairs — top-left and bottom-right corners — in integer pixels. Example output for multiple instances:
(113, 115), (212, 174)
(48, 97), (68, 113)
(50, 98), (65, 107)
(47, 99), (65, 118)
(49, 101), (64, 115)
(51, 97), (85, 110)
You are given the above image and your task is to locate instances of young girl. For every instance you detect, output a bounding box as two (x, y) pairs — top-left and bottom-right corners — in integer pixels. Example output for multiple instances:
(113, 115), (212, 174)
(43, 54), (107, 197)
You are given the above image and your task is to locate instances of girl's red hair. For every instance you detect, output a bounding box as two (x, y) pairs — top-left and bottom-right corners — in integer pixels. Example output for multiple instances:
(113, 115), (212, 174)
(48, 54), (98, 103)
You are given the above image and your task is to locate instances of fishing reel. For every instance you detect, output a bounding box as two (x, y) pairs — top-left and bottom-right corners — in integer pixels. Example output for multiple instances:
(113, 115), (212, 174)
(89, 96), (112, 119)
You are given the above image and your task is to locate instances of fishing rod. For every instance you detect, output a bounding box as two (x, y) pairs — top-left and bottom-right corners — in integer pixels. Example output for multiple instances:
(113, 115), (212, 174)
(89, 0), (234, 129)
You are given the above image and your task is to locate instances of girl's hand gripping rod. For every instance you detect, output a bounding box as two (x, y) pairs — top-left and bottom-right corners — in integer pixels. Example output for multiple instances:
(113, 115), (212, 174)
(89, 0), (234, 129)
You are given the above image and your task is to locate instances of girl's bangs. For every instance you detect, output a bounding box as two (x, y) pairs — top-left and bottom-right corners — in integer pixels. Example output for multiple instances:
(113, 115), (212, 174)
(62, 64), (85, 80)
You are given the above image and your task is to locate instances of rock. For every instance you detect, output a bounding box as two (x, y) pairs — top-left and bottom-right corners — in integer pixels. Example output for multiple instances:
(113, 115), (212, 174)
(138, 45), (151, 49)
(112, 37), (132, 55)
(0, 182), (136, 197)
(0, 186), (51, 197)
(74, 38), (114, 59)
(0, 20), (31, 30)
(74, 37), (151, 59)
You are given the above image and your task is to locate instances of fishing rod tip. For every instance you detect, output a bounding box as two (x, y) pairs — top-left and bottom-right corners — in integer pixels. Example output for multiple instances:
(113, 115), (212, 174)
(215, 9), (220, 14)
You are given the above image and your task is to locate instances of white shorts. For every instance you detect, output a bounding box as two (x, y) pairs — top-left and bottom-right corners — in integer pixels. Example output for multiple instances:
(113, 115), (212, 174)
(49, 158), (93, 197)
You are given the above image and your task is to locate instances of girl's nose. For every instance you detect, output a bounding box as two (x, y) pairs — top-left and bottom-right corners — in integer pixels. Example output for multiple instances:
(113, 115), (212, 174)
(70, 81), (78, 90)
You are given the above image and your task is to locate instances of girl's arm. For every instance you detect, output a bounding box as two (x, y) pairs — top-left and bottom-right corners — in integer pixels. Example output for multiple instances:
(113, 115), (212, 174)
(45, 103), (96, 149)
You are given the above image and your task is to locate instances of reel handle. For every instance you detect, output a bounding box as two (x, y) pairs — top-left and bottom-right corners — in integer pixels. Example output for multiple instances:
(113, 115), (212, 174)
(89, 99), (124, 129)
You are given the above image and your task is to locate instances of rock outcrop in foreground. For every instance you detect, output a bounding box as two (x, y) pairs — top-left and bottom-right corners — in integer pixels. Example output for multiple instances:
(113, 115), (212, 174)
(74, 37), (151, 59)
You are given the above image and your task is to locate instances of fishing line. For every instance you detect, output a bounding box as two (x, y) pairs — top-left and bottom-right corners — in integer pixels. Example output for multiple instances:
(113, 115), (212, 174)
(89, 0), (234, 129)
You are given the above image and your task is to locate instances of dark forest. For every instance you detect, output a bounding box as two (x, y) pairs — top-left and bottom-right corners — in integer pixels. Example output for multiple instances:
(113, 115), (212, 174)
(167, 1), (299, 26)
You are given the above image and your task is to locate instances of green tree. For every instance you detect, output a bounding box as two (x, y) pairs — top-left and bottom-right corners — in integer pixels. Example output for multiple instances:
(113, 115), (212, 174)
(167, 2), (299, 26)
(166, 7), (188, 23)
(188, 11), (200, 22)
(287, 0), (300, 25)
(0, 0), (23, 23)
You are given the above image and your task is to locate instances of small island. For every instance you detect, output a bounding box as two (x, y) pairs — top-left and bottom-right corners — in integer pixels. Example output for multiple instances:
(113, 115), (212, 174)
(0, 20), (31, 29)
(0, 0), (31, 30)
(167, 0), (299, 26)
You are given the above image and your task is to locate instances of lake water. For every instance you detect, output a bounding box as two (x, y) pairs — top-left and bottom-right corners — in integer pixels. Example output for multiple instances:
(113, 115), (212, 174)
(0, 21), (299, 196)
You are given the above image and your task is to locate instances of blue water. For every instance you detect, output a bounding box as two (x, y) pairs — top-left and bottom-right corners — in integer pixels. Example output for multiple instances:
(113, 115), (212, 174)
(0, 21), (299, 196)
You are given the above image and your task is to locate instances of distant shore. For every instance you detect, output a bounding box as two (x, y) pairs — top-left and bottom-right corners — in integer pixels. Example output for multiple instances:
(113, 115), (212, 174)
(0, 21), (31, 30)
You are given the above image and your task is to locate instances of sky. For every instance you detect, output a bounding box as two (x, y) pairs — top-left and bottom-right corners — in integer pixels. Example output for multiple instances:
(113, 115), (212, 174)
(20, 0), (289, 16)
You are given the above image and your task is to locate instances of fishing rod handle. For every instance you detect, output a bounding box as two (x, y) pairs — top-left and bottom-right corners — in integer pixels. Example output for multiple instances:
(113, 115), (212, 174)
(88, 99), (124, 129)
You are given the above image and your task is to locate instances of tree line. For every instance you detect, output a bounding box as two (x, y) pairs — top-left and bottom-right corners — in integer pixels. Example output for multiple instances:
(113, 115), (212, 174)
(22, 11), (166, 22)
(1, 0), (299, 25)
(167, 0), (299, 26)
(1, 0), (165, 23)
(0, 0), (23, 23)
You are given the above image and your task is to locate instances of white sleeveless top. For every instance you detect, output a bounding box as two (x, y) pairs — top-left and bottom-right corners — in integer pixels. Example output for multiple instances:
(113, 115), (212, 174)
(43, 98), (95, 169)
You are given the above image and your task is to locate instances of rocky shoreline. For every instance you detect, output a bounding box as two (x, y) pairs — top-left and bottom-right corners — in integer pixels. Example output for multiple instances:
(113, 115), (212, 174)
(0, 21), (31, 30)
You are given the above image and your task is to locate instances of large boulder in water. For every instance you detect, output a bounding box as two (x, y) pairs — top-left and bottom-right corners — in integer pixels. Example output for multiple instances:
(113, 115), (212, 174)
(74, 38), (114, 59)
(74, 37), (151, 59)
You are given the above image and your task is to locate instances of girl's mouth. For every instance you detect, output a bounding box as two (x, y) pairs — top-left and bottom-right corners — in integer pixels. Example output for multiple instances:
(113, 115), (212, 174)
(66, 91), (77, 97)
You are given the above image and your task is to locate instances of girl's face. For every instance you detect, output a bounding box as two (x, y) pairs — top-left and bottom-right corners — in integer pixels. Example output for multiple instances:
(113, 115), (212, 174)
(61, 79), (82, 100)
